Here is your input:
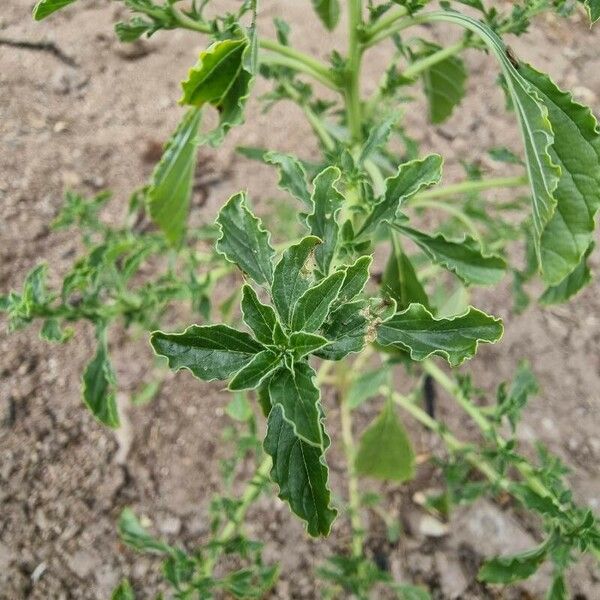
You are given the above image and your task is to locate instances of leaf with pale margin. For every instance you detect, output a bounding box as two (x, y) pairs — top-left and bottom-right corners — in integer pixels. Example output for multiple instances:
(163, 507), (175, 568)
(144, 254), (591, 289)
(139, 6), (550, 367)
(118, 508), (175, 555)
(269, 362), (323, 446)
(425, 12), (560, 262)
(519, 64), (600, 285)
(355, 402), (415, 482)
(241, 284), (280, 344)
(264, 404), (337, 536)
(265, 152), (311, 207)
(580, 0), (600, 23)
(419, 42), (467, 124)
(382, 237), (430, 310)
(337, 256), (372, 304)
(306, 167), (344, 276)
(478, 543), (548, 584)
(288, 331), (329, 359)
(311, 0), (340, 30)
(357, 154), (443, 238)
(229, 349), (282, 391)
(291, 270), (344, 333)
(148, 108), (202, 245)
(83, 328), (119, 428)
(33, 0), (77, 20)
(377, 303), (503, 367)
(216, 193), (275, 285)
(315, 300), (369, 361)
(272, 236), (320, 324)
(393, 224), (507, 286)
(151, 324), (264, 381)
(540, 242), (594, 305)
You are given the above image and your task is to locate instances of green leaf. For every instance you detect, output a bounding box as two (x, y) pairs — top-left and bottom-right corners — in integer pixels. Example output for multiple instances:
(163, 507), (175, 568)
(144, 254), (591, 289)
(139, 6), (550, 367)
(216, 192), (275, 285)
(382, 237), (430, 310)
(337, 256), (372, 304)
(478, 543), (548, 584)
(180, 31), (256, 145)
(377, 304), (503, 367)
(419, 42), (467, 124)
(229, 349), (282, 391)
(269, 362), (323, 446)
(265, 152), (311, 207)
(358, 155), (443, 238)
(241, 285), (280, 344)
(347, 368), (390, 410)
(394, 224), (507, 286)
(540, 242), (594, 305)
(425, 12), (561, 261)
(151, 324), (264, 381)
(148, 108), (202, 245)
(291, 270), (345, 333)
(264, 404), (337, 536)
(581, 0), (600, 23)
(118, 508), (174, 555)
(311, 0), (341, 30)
(83, 327), (119, 428)
(315, 300), (369, 361)
(288, 331), (329, 359)
(33, 0), (77, 20)
(359, 114), (398, 164)
(226, 392), (253, 422)
(355, 401), (415, 482)
(519, 64), (600, 284)
(272, 236), (321, 324)
(307, 167), (344, 276)
(496, 362), (539, 431)
(40, 318), (72, 343)
(547, 574), (567, 600)
(111, 580), (135, 600)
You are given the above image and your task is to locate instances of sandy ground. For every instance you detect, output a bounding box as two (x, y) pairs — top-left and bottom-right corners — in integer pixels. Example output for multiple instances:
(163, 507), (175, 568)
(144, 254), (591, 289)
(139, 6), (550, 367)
(1, 1), (599, 598)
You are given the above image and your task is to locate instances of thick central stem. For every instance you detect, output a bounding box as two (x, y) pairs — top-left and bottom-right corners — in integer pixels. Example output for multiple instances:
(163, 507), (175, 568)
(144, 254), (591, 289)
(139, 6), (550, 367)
(346, 0), (363, 144)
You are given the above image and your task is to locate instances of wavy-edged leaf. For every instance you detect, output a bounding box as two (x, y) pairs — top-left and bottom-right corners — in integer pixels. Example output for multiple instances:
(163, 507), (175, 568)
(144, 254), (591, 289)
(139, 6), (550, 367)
(478, 543), (548, 584)
(148, 108), (202, 245)
(355, 402), (415, 482)
(425, 11), (560, 259)
(519, 64), (600, 284)
(291, 270), (345, 333)
(264, 404), (337, 536)
(180, 31), (256, 146)
(229, 349), (282, 391)
(418, 42), (467, 124)
(272, 236), (321, 324)
(241, 284), (280, 344)
(265, 151), (311, 207)
(307, 167), (344, 276)
(288, 331), (329, 359)
(83, 327), (119, 428)
(358, 154), (443, 238)
(315, 300), (369, 361)
(216, 193), (275, 285)
(33, 0), (77, 20)
(337, 255), (372, 304)
(540, 242), (594, 305)
(581, 0), (600, 23)
(377, 303), (503, 367)
(269, 362), (323, 446)
(151, 324), (263, 381)
(382, 237), (430, 310)
(394, 224), (507, 286)
(311, 0), (340, 30)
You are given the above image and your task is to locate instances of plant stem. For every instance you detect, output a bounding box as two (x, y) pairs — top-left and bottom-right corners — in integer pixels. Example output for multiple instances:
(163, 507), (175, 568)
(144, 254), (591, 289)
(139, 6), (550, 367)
(340, 385), (364, 557)
(346, 0), (364, 144)
(409, 198), (481, 241)
(402, 40), (467, 79)
(413, 175), (528, 201)
(364, 7), (409, 44)
(170, 6), (212, 33)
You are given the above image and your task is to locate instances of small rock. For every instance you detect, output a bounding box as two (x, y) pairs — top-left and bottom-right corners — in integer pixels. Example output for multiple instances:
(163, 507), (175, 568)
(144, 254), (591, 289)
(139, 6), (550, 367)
(435, 552), (468, 599)
(68, 549), (102, 579)
(418, 515), (449, 538)
(157, 514), (182, 536)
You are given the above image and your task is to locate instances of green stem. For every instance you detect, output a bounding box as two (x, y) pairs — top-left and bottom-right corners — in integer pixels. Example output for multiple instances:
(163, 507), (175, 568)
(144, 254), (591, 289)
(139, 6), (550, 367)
(170, 6), (212, 33)
(364, 7), (409, 44)
(346, 0), (364, 144)
(413, 175), (528, 201)
(402, 40), (467, 79)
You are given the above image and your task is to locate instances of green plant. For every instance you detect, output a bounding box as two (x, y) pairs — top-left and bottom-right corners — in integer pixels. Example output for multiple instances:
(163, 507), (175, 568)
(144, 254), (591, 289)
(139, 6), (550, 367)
(4, 0), (600, 597)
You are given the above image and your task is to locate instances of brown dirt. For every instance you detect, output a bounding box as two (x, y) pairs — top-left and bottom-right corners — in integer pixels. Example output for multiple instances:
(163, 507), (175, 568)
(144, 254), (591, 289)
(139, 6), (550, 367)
(1, 1), (599, 599)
